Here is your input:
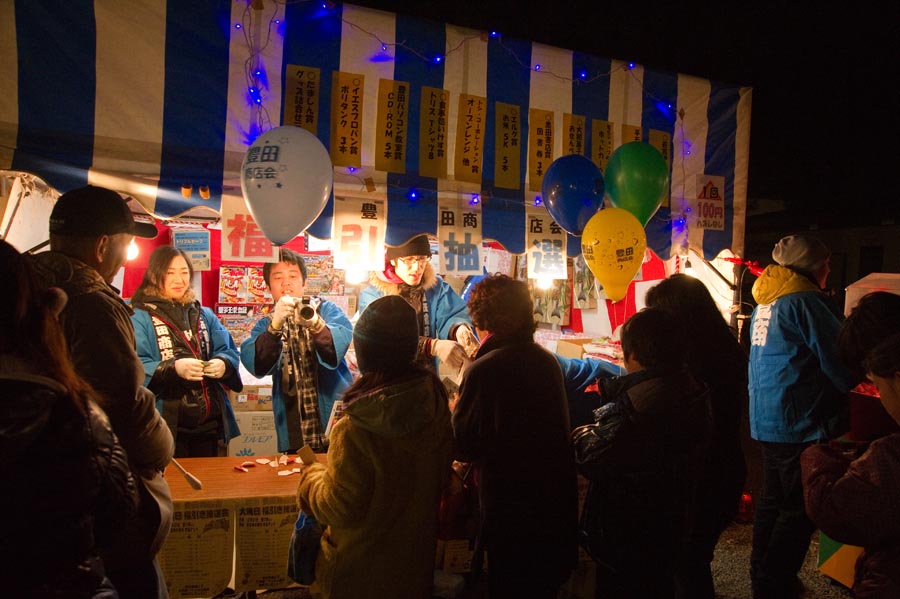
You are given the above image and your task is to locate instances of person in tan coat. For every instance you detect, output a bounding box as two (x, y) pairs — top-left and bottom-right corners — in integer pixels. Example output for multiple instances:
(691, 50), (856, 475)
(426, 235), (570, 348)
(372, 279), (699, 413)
(296, 295), (453, 599)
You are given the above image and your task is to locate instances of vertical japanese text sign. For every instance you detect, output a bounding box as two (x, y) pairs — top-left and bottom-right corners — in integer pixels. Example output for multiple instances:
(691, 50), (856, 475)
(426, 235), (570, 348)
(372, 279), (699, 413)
(622, 123), (642, 144)
(693, 175), (726, 231)
(437, 203), (483, 275)
(648, 129), (672, 208)
(591, 119), (614, 171)
(375, 79), (409, 173)
(494, 102), (521, 190)
(563, 113), (586, 156)
(528, 108), (554, 192)
(525, 207), (567, 279)
(283, 65), (320, 135)
(220, 195), (278, 263)
(330, 71), (364, 168)
(419, 86), (449, 179)
(454, 94), (487, 184)
(331, 196), (386, 271)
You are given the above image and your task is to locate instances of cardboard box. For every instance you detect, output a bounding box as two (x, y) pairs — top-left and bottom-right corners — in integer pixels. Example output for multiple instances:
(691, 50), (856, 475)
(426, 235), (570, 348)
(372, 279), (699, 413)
(555, 338), (595, 359)
(228, 411), (278, 457)
(228, 383), (273, 412)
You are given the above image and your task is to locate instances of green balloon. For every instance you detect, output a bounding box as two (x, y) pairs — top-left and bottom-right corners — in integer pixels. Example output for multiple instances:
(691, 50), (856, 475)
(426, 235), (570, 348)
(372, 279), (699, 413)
(604, 142), (670, 225)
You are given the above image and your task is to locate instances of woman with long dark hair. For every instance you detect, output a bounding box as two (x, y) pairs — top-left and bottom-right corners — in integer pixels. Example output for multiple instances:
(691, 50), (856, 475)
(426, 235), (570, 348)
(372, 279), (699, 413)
(0, 239), (136, 597)
(646, 273), (748, 599)
(131, 245), (242, 457)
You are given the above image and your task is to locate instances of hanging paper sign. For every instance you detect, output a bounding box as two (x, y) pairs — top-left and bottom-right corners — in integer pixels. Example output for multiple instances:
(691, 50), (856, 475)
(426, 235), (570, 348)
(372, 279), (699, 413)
(171, 229), (211, 271)
(283, 65), (320, 134)
(437, 203), (483, 275)
(563, 113), (586, 156)
(330, 71), (364, 168)
(331, 196), (385, 271)
(528, 108), (554, 192)
(454, 93), (486, 184)
(649, 129), (672, 208)
(220, 195), (278, 263)
(494, 101), (521, 190)
(692, 175), (726, 231)
(525, 207), (567, 280)
(419, 86), (449, 179)
(375, 78), (409, 173)
(622, 124), (642, 144)
(591, 118), (614, 171)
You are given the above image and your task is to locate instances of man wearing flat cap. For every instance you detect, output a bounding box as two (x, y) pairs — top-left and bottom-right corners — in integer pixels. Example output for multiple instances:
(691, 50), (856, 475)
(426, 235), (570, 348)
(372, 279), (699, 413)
(747, 234), (855, 599)
(357, 234), (476, 374)
(29, 185), (174, 599)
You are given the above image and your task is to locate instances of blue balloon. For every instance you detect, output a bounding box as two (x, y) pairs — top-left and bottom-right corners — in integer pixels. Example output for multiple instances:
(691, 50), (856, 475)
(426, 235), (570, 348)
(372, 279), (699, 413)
(541, 154), (605, 236)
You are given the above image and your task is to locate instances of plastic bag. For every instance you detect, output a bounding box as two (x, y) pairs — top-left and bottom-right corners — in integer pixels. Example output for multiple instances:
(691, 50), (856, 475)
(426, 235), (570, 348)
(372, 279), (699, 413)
(287, 510), (324, 585)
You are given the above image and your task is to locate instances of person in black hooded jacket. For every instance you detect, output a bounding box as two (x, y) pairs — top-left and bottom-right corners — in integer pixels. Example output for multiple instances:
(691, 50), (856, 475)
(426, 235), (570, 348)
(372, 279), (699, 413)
(0, 239), (136, 598)
(573, 308), (713, 599)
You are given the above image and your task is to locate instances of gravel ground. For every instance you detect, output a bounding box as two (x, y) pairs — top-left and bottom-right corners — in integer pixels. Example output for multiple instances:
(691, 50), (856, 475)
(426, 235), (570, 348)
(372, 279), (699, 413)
(711, 523), (853, 599)
(232, 523), (854, 599)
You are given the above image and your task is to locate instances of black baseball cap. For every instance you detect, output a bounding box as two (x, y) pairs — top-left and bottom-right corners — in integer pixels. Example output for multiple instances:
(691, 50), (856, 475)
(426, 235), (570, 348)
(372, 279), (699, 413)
(49, 185), (157, 238)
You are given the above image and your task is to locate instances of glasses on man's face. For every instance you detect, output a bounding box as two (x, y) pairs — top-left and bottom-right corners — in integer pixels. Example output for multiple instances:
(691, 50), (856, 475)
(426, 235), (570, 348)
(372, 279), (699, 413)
(397, 255), (430, 267)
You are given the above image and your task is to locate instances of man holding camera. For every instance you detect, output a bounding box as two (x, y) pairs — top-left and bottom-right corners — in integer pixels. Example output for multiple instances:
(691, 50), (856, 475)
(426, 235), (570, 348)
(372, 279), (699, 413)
(241, 248), (353, 453)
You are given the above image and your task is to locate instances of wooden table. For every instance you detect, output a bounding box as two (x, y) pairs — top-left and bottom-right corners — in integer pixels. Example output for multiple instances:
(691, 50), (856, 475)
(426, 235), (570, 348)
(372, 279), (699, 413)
(159, 455), (324, 599)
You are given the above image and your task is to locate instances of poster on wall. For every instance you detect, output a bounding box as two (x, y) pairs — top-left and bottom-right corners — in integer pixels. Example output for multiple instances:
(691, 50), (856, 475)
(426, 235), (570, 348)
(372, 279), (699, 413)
(331, 196), (386, 271)
(525, 208), (567, 280)
(573, 254), (598, 309)
(437, 203), (482, 275)
(220, 195), (279, 263)
(693, 175), (726, 231)
(171, 229), (211, 271)
(515, 254), (571, 326)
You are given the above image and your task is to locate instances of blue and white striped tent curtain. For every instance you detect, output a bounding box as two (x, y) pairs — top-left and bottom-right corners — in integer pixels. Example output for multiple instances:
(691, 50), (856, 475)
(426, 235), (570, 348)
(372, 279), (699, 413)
(0, 0), (750, 259)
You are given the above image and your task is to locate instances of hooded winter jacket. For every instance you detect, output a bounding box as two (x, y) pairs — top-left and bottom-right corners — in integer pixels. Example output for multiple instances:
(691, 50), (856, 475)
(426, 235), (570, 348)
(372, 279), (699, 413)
(358, 263), (471, 370)
(572, 367), (712, 596)
(748, 264), (855, 442)
(296, 373), (452, 599)
(0, 357), (136, 598)
(802, 435), (900, 598)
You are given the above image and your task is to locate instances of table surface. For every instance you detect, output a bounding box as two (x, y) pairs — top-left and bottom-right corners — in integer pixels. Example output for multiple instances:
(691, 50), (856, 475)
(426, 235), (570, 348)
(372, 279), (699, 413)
(164, 455), (325, 503)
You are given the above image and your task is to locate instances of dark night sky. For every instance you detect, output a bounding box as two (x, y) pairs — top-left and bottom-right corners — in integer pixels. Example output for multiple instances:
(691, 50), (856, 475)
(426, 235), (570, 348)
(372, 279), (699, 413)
(348, 1), (900, 226)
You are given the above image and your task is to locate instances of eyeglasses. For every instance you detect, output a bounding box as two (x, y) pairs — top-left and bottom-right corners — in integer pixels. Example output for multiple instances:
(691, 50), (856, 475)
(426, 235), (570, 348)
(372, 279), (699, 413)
(397, 255), (430, 267)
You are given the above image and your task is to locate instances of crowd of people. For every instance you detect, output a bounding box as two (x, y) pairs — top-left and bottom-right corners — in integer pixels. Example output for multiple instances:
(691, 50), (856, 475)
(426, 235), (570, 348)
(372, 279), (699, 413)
(3, 183), (899, 599)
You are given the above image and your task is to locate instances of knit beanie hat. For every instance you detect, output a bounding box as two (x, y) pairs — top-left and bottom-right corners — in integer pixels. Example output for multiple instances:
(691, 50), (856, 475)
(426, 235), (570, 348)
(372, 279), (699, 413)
(353, 296), (419, 374)
(385, 234), (431, 261)
(772, 235), (830, 272)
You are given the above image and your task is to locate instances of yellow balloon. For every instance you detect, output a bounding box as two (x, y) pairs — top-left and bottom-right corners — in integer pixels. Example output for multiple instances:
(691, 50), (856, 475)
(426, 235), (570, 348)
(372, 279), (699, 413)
(580, 207), (647, 302)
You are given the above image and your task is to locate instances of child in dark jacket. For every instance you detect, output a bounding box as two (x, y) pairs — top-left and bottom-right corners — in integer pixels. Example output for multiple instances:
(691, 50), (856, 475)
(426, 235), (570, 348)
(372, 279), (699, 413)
(801, 292), (900, 598)
(573, 308), (712, 599)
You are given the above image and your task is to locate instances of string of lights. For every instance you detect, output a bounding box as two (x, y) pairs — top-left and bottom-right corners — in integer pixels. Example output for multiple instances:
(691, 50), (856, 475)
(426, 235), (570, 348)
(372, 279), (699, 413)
(238, 0), (695, 233)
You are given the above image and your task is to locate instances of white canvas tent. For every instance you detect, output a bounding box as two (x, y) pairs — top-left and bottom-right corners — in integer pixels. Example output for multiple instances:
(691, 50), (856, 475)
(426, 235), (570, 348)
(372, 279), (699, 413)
(0, 1), (750, 262)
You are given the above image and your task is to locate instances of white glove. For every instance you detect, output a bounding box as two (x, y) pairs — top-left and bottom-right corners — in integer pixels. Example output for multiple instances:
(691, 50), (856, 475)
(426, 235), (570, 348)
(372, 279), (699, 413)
(270, 296), (297, 331)
(455, 326), (479, 358)
(203, 358), (227, 379)
(175, 358), (205, 381)
(432, 339), (469, 371)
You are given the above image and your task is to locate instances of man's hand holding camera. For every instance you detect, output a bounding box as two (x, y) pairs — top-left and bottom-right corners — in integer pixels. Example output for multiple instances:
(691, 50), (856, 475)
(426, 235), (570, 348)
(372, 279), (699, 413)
(268, 295), (326, 335)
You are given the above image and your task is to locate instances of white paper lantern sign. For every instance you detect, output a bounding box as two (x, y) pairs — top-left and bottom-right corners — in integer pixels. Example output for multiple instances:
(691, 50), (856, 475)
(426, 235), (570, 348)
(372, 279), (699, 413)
(240, 125), (333, 245)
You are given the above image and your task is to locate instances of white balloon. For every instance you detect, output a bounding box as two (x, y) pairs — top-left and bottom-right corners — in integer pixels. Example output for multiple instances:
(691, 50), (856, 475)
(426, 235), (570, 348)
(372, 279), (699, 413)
(240, 126), (333, 245)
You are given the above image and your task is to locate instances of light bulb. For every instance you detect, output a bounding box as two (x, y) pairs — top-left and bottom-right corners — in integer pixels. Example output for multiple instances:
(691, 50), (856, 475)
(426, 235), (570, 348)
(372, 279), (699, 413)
(535, 276), (555, 290)
(127, 239), (140, 261)
(344, 268), (368, 285)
